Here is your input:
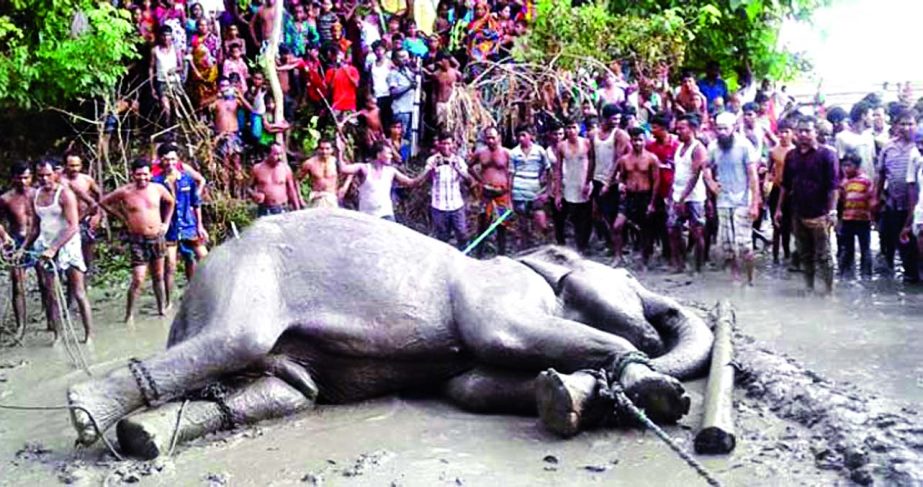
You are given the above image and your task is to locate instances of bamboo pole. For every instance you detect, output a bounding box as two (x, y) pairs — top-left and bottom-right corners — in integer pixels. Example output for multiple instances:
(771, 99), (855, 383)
(694, 299), (736, 454)
(264, 0), (286, 156)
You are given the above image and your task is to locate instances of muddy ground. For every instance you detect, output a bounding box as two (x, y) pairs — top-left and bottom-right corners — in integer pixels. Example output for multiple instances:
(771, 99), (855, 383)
(0, 257), (920, 486)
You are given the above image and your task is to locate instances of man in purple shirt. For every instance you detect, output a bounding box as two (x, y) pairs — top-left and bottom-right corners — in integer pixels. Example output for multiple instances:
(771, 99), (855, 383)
(774, 116), (839, 294)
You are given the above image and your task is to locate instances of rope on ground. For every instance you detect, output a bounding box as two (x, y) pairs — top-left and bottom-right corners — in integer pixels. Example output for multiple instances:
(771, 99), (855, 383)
(608, 382), (722, 487)
(166, 399), (189, 457)
(0, 403), (124, 461)
(0, 247), (93, 375)
(47, 259), (93, 376)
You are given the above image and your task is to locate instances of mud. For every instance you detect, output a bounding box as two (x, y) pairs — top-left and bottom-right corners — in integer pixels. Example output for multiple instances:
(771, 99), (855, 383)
(0, 260), (920, 486)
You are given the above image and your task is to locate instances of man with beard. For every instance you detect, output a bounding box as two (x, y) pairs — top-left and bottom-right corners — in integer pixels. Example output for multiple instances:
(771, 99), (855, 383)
(775, 117), (839, 294)
(704, 112), (760, 285)
(610, 127), (660, 268)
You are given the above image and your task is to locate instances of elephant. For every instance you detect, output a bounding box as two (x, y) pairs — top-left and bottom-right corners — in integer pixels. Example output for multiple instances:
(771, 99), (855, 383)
(66, 209), (714, 459)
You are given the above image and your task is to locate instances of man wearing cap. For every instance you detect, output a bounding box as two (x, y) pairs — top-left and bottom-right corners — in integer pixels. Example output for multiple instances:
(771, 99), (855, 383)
(704, 111), (760, 284)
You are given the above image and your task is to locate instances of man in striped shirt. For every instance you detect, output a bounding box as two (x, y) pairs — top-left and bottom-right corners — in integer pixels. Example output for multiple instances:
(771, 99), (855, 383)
(421, 132), (473, 249)
(877, 109), (921, 282)
(510, 125), (551, 248)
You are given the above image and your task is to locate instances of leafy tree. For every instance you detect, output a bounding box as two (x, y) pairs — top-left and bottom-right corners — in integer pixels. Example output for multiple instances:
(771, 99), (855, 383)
(515, 0), (690, 80)
(0, 0), (138, 109)
(607, 0), (826, 85)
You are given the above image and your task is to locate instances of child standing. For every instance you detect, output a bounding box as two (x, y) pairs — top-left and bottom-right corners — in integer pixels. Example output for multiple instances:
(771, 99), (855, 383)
(838, 152), (876, 277)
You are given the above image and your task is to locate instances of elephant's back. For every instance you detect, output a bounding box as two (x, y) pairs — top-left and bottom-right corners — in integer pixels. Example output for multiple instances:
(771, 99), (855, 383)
(169, 209), (464, 346)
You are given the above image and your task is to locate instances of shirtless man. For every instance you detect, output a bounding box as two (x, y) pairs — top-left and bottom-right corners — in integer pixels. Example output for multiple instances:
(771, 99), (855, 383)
(213, 77), (253, 198)
(552, 118), (596, 253)
(430, 52), (461, 128)
(610, 127), (660, 268)
(0, 162), (38, 337)
(62, 152), (102, 271)
(249, 0), (278, 46)
(297, 139), (351, 208)
(100, 159), (176, 323)
(249, 142), (302, 216)
(469, 126), (513, 256)
(768, 118), (795, 264)
(24, 160), (93, 343)
(352, 95), (384, 151)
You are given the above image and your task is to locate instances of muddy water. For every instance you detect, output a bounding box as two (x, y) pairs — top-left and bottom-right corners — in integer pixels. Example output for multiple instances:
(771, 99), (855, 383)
(644, 263), (923, 406)
(0, 265), (903, 485)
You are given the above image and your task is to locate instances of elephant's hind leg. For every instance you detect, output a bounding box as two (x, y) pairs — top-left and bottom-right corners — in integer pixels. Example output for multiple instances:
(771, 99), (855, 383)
(68, 258), (288, 446)
(443, 368), (537, 415)
(117, 375), (314, 459)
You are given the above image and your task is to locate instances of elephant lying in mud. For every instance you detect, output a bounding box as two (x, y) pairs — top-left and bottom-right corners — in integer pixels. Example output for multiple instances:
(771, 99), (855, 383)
(67, 209), (714, 458)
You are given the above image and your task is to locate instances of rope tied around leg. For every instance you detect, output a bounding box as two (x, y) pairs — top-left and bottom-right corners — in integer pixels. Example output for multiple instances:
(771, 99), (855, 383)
(195, 383), (239, 430)
(128, 358), (161, 408)
(613, 350), (654, 381)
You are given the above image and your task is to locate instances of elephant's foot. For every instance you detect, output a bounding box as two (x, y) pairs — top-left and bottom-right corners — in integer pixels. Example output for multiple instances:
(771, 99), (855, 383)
(117, 401), (226, 459)
(619, 363), (689, 424)
(535, 369), (607, 437)
(68, 369), (143, 446)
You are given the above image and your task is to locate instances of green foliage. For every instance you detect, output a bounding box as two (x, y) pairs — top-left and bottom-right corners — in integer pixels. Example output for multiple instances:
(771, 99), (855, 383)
(606, 0), (827, 83)
(202, 197), (256, 243)
(515, 0), (690, 79)
(0, 0), (139, 109)
(92, 240), (132, 290)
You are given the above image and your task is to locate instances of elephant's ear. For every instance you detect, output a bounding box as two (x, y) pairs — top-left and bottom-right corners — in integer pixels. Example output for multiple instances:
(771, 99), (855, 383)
(515, 245), (582, 293)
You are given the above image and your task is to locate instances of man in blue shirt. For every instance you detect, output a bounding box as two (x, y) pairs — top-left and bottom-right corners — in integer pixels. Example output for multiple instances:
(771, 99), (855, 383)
(153, 143), (209, 309)
(698, 61), (729, 115)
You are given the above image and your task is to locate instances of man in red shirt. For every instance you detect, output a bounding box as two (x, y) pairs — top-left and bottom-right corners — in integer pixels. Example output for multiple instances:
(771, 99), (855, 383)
(645, 113), (679, 261)
(324, 46), (360, 115)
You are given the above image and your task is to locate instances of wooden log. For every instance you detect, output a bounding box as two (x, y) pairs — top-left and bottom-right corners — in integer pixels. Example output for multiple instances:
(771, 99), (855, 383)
(694, 299), (736, 454)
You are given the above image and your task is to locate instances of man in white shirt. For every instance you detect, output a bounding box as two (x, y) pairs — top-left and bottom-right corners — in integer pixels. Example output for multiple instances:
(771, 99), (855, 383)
(836, 101), (877, 185)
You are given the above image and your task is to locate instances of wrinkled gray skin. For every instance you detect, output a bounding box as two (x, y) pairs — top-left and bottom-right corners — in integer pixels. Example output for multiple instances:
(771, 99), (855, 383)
(67, 209), (714, 456)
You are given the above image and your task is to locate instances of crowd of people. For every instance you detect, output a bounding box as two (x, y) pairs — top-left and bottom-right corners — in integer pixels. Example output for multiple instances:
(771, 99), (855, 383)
(1, 0), (923, 346)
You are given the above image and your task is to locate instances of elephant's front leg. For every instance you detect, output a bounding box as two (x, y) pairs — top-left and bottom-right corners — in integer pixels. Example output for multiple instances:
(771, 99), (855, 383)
(452, 284), (690, 429)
